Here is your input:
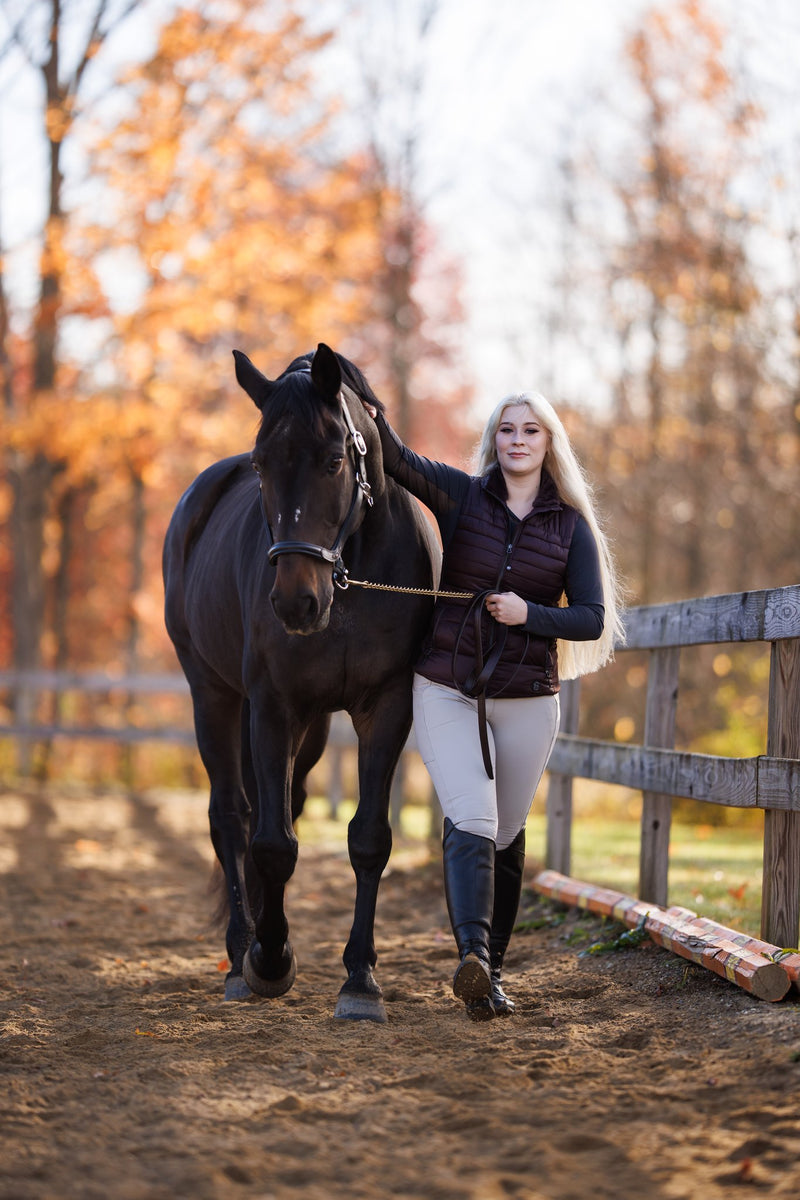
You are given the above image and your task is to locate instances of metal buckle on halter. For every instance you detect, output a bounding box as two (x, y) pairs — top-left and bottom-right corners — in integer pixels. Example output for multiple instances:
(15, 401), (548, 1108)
(357, 474), (374, 506)
(332, 563), (350, 590)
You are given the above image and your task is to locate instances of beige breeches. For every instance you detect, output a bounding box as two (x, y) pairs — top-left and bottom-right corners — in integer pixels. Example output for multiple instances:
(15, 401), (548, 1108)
(412, 674), (560, 850)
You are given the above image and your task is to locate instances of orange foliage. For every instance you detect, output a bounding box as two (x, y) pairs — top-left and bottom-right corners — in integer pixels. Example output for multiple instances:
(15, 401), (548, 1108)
(1, 0), (475, 703)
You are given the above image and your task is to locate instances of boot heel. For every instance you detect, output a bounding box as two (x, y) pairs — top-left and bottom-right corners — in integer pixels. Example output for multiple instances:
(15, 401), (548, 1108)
(452, 951), (491, 1001)
(490, 969), (515, 1016)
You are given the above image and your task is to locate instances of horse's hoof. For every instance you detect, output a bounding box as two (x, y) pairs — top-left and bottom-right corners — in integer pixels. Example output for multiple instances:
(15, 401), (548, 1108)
(242, 943), (297, 998)
(334, 990), (388, 1023)
(223, 973), (252, 1001)
(335, 968), (387, 1023)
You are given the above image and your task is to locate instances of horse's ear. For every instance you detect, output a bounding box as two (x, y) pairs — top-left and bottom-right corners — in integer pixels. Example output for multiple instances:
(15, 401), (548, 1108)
(311, 343), (342, 403)
(233, 350), (272, 410)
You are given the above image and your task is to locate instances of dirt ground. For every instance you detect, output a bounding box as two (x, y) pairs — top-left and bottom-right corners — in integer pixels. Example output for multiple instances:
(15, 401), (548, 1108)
(1, 786), (800, 1200)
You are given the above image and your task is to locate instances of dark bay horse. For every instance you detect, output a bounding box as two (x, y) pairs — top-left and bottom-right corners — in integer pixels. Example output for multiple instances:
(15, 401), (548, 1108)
(163, 343), (439, 1021)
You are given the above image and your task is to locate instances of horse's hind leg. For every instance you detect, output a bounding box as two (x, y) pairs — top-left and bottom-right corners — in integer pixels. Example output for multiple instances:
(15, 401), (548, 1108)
(290, 713), (330, 823)
(188, 676), (254, 1000)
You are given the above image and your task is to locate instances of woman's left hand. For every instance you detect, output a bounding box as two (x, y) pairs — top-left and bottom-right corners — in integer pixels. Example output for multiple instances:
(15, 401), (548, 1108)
(485, 592), (528, 626)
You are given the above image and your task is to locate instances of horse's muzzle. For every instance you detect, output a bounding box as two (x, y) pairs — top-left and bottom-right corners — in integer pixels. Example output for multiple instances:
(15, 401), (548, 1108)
(270, 561), (334, 635)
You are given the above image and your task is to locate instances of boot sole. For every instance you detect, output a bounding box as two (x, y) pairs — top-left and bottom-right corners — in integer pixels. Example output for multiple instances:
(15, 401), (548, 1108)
(453, 954), (491, 1002)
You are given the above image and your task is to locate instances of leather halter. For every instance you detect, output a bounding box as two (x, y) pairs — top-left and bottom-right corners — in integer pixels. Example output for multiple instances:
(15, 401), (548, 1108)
(263, 388), (374, 587)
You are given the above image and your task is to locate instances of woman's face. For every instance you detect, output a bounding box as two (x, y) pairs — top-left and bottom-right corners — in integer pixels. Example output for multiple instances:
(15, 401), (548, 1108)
(494, 405), (549, 482)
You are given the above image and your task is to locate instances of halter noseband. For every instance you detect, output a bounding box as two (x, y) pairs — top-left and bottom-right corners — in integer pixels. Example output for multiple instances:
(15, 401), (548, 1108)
(264, 389), (374, 587)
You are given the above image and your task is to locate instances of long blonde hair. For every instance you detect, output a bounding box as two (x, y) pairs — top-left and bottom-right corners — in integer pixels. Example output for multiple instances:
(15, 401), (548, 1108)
(476, 392), (625, 678)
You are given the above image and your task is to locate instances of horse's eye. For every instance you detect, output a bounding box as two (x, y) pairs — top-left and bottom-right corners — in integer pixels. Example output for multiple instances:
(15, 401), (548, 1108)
(327, 456), (344, 475)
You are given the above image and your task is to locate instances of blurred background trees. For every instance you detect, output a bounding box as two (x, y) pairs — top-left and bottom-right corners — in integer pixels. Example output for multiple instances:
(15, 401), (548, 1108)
(0, 0), (798, 785)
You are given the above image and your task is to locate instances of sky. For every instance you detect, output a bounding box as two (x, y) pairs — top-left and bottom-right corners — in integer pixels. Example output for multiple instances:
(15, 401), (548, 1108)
(0, 0), (798, 419)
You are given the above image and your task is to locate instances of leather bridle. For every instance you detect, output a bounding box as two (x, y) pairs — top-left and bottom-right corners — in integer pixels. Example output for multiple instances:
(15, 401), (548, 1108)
(262, 388), (374, 588)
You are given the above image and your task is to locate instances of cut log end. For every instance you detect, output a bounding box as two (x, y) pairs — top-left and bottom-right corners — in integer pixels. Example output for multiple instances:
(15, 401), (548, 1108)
(749, 962), (791, 1003)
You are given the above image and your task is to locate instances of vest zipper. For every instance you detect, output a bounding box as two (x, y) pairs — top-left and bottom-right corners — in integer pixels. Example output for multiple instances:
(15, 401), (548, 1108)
(496, 514), (524, 587)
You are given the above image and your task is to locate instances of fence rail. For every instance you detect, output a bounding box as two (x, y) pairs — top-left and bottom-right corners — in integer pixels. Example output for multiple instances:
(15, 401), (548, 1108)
(2, 583), (799, 944)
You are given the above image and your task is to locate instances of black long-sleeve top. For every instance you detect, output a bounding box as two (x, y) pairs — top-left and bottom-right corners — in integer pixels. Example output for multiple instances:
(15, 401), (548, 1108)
(376, 412), (604, 642)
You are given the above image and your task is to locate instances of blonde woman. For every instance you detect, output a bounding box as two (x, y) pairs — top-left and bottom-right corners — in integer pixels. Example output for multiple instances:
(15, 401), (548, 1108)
(361, 391), (624, 1021)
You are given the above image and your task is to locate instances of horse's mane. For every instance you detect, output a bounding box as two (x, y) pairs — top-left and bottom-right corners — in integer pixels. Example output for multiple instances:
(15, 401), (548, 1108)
(335, 355), (385, 417)
(275, 349), (386, 418)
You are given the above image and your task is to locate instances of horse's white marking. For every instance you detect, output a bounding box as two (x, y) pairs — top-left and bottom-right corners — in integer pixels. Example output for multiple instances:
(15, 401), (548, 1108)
(293, 507), (302, 524)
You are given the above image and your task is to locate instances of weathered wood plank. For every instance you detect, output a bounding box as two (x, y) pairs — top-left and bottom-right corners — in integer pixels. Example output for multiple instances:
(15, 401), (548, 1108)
(548, 735), (763, 807)
(0, 724), (197, 746)
(639, 646), (680, 905)
(761, 639), (800, 947)
(621, 585), (800, 650)
(0, 670), (191, 694)
(756, 758), (800, 811)
(545, 678), (580, 875)
(764, 592), (800, 641)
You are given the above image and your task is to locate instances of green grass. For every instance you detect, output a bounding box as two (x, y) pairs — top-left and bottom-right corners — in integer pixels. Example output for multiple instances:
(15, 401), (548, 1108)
(524, 811), (764, 936)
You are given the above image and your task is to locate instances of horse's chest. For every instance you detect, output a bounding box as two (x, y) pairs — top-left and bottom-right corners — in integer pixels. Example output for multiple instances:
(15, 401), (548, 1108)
(250, 610), (396, 710)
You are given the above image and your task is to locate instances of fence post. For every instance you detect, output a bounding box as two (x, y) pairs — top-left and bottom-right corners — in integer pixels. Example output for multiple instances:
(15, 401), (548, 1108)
(761, 638), (800, 948)
(545, 678), (580, 875)
(639, 646), (680, 905)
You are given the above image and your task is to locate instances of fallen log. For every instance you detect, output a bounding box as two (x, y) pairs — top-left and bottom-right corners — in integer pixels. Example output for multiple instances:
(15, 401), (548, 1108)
(665, 906), (800, 991)
(531, 870), (652, 925)
(532, 870), (791, 1003)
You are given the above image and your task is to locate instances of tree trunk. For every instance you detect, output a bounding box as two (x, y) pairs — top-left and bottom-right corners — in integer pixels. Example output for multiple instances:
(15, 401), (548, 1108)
(122, 469), (147, 791)
(8, 452), (55, 771)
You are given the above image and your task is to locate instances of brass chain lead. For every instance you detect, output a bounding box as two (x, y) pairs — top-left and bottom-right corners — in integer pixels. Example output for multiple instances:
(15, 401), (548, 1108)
(344, 578), (472, 600)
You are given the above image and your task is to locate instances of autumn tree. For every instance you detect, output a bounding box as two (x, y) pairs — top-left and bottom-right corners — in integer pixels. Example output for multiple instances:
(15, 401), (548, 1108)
(74, 0), (476, 692)
(545, 0), (798, 607)
(0, 0), (146, 768)
(1, 0), (474, 740)
(526, 0), (800, 759)
(84, 0), (474, 469)
(606, 2), (760, 599)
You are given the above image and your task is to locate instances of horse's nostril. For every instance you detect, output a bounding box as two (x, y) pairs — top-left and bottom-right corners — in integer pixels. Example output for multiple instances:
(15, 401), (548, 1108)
(271, 588), (322, 632)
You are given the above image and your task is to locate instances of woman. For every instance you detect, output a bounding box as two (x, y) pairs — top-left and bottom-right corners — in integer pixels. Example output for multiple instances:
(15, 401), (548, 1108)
(361, 391), (624, 1021)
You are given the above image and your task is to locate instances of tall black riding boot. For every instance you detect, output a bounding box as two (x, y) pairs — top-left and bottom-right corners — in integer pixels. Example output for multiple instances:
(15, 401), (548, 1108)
(489, 828), (526, 1016)
(442, 817), (495, 1022)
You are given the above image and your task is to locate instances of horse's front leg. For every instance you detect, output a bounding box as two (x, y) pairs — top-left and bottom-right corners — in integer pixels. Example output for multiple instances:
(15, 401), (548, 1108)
(334, 685), (413, 1023)
(241, 697), (299, 999)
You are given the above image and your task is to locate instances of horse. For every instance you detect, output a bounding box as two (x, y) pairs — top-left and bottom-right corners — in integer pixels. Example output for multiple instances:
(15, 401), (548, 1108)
(163, 343), (440, 1021)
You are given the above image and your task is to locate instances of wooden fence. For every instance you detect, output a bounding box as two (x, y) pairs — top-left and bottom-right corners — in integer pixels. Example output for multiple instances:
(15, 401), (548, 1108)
(545, 584), (800, 949)
(0, 672), (419, 821)
(2, 583), (799, 944)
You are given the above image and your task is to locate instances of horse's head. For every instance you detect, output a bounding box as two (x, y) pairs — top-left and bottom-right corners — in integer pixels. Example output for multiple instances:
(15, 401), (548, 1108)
(233, 343), (383, 635)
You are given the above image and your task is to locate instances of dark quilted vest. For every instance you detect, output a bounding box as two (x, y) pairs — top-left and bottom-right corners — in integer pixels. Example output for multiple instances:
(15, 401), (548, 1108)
(416, 467), (578, 697)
